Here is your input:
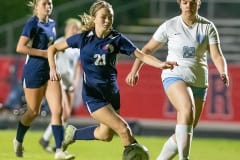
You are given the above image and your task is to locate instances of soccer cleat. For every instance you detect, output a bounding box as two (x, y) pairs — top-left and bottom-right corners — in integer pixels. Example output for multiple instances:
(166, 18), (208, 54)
(46, 146), (56, 153)
(54, 149), (75, 160)
(62, 125), (76, 151)
(39, 137), (55, 153)
(13, 138), (24, 157)
(39, 137), (49, 149)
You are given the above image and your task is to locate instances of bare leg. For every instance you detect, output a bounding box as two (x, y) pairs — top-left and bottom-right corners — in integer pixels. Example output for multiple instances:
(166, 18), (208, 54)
(91, 104), (135, 146)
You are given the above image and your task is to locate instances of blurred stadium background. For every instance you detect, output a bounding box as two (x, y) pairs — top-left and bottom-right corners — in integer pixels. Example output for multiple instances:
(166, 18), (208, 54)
(0, 0), (240, 139)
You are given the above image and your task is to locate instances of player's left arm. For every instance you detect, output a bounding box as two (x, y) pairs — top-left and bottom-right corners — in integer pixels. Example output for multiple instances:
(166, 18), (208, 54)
(209, 43), (229, 86)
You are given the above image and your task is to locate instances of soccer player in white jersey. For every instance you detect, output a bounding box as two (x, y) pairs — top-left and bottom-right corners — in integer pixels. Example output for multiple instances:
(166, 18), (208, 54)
(126, 0), (229, 159)
(39, 18), (82, 152)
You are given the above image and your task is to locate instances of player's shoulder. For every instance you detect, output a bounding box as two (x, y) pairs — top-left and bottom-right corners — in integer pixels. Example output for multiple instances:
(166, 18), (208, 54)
(48, 18), (56, 26)
(110, 29), (126, 40)
(163, 16), (180, 27)
(25, 16), (39, 26)
(83, 30), (94, 38)
(196, 15), (213, 25)
(111, 29), (121, 35)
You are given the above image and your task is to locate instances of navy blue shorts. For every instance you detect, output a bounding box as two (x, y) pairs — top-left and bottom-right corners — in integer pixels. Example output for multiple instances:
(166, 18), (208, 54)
(22, 63), (49, 88)
(82, 83), (120, 113)
(163, 77), (208, 101)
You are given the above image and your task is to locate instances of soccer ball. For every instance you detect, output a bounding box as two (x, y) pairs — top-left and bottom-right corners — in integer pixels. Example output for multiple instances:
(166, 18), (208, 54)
(122, 143), (150, 160)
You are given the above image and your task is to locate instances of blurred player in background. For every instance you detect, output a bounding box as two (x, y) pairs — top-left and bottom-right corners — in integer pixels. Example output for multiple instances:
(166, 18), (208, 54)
(13, 0), (74, 159)
(125, 0), (229, 159)
(47, 0), (177, 158)
(39, 18), (82, 153)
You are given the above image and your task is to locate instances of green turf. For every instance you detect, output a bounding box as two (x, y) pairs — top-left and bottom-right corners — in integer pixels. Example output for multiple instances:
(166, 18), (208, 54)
(1, 129), (239, 160)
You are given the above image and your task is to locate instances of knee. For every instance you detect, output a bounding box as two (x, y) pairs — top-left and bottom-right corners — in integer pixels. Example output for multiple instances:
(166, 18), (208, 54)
(97, 129), (114, 142)
(27, 109), (39, 118)
(101, 133), (114, 142)
(179, 105), (194, 123)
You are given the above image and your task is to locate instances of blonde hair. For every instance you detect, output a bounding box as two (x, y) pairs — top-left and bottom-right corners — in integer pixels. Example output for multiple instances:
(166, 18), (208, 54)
(79, 0), (113, 32)
(27, 0), (53, 15)
(65, 18), (82, 32)
(27, 0), (39, 15)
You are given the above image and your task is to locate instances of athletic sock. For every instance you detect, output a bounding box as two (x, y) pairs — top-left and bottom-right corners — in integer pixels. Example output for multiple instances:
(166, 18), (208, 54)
(16, 121), (30, 143)
(42, 124), (52, 141)
(74, 125), (97, 140)
(156, 135), (178, 160)
(63, 122), (68, 129)
(175, 124), (193, 160)
(52, 125), (64, 149)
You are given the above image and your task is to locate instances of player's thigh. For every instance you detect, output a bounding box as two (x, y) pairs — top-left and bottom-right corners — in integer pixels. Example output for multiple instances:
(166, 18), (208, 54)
(166, 81), (194, 112)
(24, 86), (45, 112)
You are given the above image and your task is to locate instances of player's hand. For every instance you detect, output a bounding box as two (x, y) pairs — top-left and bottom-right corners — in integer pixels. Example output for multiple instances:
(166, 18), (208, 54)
(160, 61), (178, 70)
(49, 68), (61, 81)
(125, 72), (139, 87)
(220, 73), (229, 87)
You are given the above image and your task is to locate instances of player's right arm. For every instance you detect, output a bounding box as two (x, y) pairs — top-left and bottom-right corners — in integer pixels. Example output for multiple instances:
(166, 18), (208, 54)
(48, 40), (69, 81)
(16, 36), (47, 58)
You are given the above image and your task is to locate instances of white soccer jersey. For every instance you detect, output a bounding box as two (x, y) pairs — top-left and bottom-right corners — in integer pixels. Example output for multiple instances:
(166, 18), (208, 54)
(55, 37), (80, 88)
(153, 15), (220, 87)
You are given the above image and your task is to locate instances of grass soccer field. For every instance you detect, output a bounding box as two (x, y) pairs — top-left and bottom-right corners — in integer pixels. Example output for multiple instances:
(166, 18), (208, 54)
(0, 129), (239, 160)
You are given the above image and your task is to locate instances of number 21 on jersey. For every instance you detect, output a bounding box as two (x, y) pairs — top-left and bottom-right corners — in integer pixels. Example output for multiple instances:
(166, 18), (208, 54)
(94, 54), (106, 66)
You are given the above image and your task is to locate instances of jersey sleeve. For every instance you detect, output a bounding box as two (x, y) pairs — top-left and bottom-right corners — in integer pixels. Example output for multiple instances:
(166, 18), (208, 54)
(153, 22), (168, 43)
(66, 34), (82, 48)
(118, 34), (137, 56)
(208, 23), (220, 44)
(21, 17), (38, 39)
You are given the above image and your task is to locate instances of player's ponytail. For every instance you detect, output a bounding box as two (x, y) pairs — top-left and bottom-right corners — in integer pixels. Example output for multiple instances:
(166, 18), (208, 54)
(27, 0), (38, 15)
(79, 13), (95, 32)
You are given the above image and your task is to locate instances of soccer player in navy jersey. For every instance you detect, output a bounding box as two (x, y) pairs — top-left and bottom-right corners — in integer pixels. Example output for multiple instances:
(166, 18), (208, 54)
(13, 0), (74, 159)
(48, 0), (177, 157)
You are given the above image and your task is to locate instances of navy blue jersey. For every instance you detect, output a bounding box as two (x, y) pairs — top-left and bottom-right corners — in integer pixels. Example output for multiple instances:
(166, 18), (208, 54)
(67, 30), (136, 85)
(22, 16), (56, 88)
(66, 30), (136, 112)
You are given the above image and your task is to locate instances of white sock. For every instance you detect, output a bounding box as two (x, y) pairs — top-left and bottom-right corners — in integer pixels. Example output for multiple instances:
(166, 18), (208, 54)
(175, 124), (193, 160)
(156, 135), (178, 160)
(43, 124), (52, 141)
(63, 122), (68, 129)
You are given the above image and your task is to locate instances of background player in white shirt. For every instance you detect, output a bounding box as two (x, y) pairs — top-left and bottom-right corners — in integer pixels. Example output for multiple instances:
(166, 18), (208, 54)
(126, 0), (229, 159)
(39, 18), (82, 152)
